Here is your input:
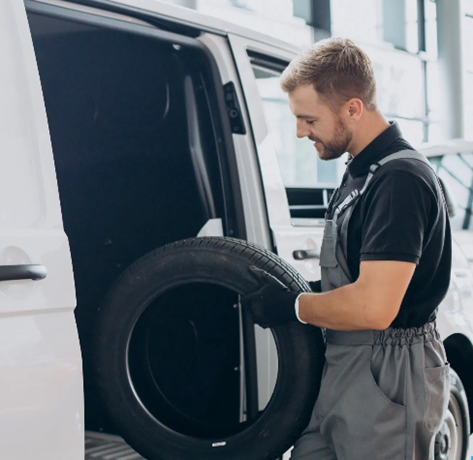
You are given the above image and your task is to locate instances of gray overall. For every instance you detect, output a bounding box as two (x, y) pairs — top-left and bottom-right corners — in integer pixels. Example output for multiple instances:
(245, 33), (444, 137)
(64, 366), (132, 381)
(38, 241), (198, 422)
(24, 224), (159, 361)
(290, 151), (450, 460)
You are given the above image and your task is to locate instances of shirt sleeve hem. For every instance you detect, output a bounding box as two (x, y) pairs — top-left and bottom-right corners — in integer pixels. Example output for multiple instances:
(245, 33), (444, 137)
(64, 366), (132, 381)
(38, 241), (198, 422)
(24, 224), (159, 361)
(360, 253), (420, 264)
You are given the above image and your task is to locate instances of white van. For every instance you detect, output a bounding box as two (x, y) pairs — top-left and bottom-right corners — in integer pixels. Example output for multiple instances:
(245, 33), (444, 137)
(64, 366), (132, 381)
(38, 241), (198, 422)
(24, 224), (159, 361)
(3, 1), (473, 459)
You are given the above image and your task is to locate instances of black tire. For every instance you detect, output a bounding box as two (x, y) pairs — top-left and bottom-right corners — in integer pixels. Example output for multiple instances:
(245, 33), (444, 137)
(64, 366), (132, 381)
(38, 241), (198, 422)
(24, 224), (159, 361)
(94, 236), (325, 460)
(435, 368), (470, 460)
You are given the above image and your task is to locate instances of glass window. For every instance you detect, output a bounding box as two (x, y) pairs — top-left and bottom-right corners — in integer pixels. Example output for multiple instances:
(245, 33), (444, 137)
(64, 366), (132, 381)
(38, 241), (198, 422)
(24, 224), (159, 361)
(430, 153), (473, 231)
(464, 17), (473, 75)
(331, 0), (382, 45)
(424, 0), (437, 58)
(392, 118), (425, 145)
(363, 43), (426, 143)
(331, 0), (421, 53)
(382, 0), (419, 53)
(426, 61), (440, 129)
(330, 0), (429, 142)
(364, 44), (425, 121)
(464, 18), (473, 134)
(251, 65), (347, 189)
(464, 73), (473, 141)
(404, 0), (420, 53)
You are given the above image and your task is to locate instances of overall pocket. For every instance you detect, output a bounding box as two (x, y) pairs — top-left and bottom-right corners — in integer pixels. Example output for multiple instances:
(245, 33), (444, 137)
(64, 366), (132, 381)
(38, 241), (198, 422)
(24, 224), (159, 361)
(369, 347), (407, 409)
(423, 363), (450, 432)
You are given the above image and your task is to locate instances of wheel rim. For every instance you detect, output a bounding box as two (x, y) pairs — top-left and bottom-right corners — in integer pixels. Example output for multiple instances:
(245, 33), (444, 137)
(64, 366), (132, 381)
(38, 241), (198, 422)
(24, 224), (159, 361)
(435, 393), (463, 460)
(125, 281), (262, 438)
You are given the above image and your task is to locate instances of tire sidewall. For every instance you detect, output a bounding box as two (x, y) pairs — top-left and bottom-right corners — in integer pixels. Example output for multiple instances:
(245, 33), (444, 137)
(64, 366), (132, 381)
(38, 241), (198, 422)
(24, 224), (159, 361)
(94, 237), (325, 460)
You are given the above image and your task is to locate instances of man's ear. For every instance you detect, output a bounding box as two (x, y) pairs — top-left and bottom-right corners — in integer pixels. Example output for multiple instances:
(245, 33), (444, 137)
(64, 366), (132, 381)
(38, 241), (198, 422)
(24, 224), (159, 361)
(344, 98), (363, 123)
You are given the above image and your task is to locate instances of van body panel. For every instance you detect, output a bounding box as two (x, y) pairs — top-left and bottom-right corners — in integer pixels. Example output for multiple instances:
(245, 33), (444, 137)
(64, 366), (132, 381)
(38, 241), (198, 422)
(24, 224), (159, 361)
(198, 32), (278, 415)
(107, 0), (302, 52)
(31, 0), (154, 27)
(198, 33), (272, 250)
(0, 1), (83, 458)
(0, 311), (83, 459)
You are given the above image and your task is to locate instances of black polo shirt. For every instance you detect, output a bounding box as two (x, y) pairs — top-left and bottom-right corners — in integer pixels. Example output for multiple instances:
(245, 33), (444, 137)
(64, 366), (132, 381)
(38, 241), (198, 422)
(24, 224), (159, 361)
(323, 122), (452, 328)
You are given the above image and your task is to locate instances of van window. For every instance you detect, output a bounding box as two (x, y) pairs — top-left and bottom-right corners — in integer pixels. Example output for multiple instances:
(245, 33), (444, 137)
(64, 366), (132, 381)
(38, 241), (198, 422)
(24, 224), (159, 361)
(251, 65), (347, 187)
(249, 55), (347, 221)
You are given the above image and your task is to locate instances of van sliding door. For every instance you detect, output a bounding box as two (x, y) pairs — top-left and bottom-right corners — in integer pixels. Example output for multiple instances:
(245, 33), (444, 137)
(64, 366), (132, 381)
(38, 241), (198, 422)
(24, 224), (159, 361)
(228, 34), (336, 283)
(0, 2), (83, 459)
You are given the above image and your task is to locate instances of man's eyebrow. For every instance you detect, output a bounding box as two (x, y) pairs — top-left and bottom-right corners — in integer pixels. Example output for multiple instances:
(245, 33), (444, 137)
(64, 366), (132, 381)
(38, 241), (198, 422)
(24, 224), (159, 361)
(295, 114), (317, 119)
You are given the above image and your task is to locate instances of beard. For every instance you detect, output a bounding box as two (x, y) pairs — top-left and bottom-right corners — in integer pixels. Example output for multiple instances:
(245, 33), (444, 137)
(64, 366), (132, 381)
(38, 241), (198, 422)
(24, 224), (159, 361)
(312, 116), (352, 161)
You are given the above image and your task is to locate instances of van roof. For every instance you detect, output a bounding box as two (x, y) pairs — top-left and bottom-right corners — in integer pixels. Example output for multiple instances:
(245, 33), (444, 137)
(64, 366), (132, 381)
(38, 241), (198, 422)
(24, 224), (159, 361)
(108, 0), (301, 54)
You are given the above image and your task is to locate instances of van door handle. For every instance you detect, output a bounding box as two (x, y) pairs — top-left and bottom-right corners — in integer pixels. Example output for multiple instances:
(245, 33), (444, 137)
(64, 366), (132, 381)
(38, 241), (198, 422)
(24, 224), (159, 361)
(0, 264), (47, 281)
(293, 249), (320, 260)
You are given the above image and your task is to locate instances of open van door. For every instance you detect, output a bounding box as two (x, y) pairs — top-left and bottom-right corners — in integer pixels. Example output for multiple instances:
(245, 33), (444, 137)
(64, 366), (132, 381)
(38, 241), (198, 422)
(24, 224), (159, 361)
(0, 2), (83, 459)
(196, 32), (330, 459)
(226, 34), (348, 282)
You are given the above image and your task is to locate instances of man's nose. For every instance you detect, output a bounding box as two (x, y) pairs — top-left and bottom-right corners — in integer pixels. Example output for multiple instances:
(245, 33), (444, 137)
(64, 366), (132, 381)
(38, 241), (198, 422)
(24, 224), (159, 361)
(296, 123), (310, 139)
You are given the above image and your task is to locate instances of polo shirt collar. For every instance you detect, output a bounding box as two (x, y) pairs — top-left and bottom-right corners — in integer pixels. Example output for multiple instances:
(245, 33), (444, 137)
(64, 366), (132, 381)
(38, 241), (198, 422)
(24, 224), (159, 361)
(347, 121), (403, 177)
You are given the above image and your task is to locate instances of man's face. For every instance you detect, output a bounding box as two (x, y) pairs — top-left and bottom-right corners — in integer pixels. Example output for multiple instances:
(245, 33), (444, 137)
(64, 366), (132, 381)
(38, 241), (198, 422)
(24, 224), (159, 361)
(288, 84), (353, 160)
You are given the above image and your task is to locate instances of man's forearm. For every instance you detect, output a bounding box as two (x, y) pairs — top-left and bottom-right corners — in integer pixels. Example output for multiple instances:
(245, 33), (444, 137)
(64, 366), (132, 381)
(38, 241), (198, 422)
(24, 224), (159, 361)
(298, 282), (394, 330)
(243, 261), (412, 330)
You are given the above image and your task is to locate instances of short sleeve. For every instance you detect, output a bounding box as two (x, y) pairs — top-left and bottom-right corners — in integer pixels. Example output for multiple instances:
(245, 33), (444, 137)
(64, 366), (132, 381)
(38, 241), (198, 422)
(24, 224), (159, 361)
(359, 169), (434, 264)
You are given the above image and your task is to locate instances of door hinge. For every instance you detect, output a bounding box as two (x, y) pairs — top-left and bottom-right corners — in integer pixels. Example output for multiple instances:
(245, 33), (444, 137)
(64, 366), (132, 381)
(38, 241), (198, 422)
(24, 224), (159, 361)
(223, 81), (246, 135)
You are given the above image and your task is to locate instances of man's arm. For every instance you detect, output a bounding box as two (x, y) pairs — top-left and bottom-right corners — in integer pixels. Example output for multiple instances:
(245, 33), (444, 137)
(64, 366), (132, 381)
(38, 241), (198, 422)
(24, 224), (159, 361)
(298, 260), (416, 330)
(242, 170), (432, 330)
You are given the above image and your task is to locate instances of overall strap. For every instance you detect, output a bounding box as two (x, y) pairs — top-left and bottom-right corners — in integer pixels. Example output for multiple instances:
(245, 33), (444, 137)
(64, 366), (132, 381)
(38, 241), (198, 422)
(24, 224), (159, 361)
(333, 150), (428, 219)
(359, 149), (433, 197)
(377, 149), (433, 168)
(338, 149), (438, 266)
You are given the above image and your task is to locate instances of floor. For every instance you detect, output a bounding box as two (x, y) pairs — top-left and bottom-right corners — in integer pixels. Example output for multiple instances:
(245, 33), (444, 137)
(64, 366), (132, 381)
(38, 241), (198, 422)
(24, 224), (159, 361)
(85, 432), (144, 460)
(85, 430), (473, 459)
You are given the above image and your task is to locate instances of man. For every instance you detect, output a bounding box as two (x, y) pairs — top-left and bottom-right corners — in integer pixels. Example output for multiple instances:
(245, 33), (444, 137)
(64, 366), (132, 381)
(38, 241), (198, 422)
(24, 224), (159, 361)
(242, 38), (451, 459)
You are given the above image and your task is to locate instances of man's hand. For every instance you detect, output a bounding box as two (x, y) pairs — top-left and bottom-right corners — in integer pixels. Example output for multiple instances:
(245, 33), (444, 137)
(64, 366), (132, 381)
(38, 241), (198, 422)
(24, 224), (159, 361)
(241, 265), (300, 328)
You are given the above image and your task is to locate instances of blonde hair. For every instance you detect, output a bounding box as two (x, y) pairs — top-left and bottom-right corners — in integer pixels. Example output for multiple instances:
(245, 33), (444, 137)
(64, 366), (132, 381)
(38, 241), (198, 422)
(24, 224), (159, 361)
(280, 38), (377, 111)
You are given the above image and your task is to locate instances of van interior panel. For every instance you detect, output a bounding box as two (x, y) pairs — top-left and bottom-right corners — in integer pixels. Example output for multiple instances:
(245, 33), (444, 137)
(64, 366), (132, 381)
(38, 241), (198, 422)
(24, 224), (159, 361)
(28, 12), (241, 434)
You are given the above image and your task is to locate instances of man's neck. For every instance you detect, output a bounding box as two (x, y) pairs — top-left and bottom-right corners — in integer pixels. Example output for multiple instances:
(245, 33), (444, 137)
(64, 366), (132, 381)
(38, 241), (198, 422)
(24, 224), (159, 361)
(348, 112), (390, 157)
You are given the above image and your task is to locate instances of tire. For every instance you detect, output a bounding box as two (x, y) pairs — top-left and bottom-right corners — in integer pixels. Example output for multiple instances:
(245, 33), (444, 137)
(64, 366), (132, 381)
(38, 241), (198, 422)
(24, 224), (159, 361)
(94, 236), (325, 460)
(435, 368), (470, 460)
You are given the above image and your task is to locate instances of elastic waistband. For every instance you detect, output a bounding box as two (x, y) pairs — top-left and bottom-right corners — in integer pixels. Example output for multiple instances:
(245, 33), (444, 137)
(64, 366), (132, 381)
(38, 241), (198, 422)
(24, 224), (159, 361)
(325, 321), (440, 347)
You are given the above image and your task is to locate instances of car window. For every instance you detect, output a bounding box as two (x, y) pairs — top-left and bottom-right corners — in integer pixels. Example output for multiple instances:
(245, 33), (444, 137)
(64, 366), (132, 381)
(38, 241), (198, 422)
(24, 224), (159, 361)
(429, 153), (473, 230)
(251, 64), (348, 189)
(250, 60), (350, 222)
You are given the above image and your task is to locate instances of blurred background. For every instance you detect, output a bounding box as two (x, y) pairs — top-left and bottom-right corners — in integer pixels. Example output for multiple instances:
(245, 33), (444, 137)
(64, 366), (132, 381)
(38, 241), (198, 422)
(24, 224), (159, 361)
(160, 0), (473, 266)
(160, 0), (472, 144)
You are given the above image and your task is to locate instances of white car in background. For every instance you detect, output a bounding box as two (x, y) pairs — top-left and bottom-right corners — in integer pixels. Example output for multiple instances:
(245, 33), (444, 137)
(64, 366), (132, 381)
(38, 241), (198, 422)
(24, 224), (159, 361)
(420, 140), (473, 267)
